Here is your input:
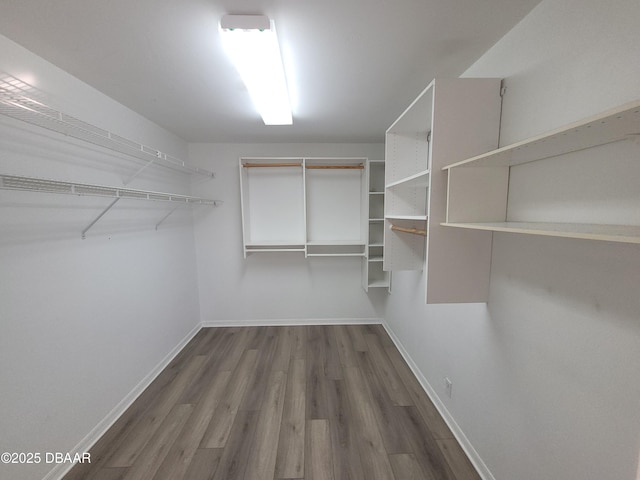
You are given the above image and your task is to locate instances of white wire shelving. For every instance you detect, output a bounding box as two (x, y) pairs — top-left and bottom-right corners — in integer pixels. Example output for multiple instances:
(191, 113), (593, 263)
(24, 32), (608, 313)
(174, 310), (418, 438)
(0, 174), (222, 239)
(0, 74), (222, 239)
(0, 74), (215, 179)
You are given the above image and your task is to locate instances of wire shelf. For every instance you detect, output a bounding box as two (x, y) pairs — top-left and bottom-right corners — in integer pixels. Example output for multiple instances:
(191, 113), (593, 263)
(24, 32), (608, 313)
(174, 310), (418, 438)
(0, 174), (221, 206)
(0, 73), (215, 178)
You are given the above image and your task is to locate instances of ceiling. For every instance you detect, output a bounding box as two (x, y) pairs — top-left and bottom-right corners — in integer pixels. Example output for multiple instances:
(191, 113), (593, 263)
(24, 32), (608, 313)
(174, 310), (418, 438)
(0, 0), (541, 144)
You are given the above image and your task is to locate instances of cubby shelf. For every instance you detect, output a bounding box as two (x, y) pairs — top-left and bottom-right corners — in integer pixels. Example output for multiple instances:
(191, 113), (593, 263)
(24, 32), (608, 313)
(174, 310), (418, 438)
(442, 98), (640, 246)
(362, 160), (390, 291)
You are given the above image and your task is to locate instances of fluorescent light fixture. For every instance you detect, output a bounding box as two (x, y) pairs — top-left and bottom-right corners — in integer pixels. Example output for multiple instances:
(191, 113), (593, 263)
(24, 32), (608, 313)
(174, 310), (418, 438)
(220, 14), (292, 125)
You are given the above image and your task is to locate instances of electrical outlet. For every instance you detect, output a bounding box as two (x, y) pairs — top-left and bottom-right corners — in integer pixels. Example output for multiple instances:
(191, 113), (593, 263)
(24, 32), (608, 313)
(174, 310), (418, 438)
(444, 377), (453, 398)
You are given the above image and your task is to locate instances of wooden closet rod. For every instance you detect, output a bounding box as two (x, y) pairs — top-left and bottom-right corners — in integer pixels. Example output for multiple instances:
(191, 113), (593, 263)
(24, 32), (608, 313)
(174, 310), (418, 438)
(243, 162), (303, 168)
(305, 164), (364, 170)
(390, 225), (427, 236)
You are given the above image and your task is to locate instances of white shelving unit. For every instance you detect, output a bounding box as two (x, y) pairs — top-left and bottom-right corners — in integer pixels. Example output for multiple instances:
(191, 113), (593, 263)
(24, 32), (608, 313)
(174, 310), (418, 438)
(239, 157), (367, 258)
(383, 78), (503, 303)
(442, 99), (640, 245)
(362, 160), (390, 291)
(0, 77), (221, 239)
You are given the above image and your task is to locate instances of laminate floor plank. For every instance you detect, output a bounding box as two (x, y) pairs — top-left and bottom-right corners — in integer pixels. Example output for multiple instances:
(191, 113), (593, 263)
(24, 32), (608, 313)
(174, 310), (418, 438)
(364, 333), (413, 406)
(107, 354), (207, 468)
(178, 329), (237, 404)
(211, 409), (259, 480)
(122, 403), (194, 480)
(306, 326), (329, 420)
(63, 325), (480, 480)
(290, 325), (308, 360)
(436, 438), (482, 480)
(333, 325), (359, 369)
(384, 344), (455, 439)
(309, 419), (335, 480)
(321, 326), (343, 380)
(271, 326), (294, 373)
(245, 370), (288, 480)
(397, 405), (456, 480)
(152, 371), (232, 480)
(200, 348), (258, 449)
(275, 358), (306, 479)
(389, 453), (430, 480)
(342, 366), (396, 480)
(324, 379), (365, 480)
(240, 331), (278, 411)
(183, 449), (223, 480)
(91, 467), (129, 480)
(356, 350), (414, 454)
(345, 325), (368, 352)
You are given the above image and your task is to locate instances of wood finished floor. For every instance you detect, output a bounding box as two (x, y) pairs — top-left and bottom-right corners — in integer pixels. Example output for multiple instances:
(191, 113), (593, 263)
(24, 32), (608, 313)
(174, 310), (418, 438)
(64, 325), (481, 480)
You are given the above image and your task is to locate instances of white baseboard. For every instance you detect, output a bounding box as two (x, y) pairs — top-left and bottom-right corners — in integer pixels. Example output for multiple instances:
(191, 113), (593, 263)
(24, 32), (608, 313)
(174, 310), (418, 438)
(201, 317), (383, 327)
(380, 321), (496, 480)
(43, 322), (202, 480)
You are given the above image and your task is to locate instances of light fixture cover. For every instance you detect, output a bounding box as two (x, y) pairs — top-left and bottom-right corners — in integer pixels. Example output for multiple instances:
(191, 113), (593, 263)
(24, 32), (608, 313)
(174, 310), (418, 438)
(220, 14), (292, 125)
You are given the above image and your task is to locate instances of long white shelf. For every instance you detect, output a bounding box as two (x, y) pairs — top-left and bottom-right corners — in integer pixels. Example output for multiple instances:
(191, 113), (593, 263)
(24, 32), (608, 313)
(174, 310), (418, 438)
(386, 215), (427, 221)
(386, 169), (430, 188)
(443, 99), (640, 169)
(0, 85), (215, 178)
(0, 174), (221, 205)
(442, 221), (640, 245)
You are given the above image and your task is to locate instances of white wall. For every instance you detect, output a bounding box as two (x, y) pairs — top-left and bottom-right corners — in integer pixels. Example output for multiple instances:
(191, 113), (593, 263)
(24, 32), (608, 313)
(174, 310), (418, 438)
(0, 35), (204, 480)
(384, 1), (640, 479)
(188, 142), (386, 325)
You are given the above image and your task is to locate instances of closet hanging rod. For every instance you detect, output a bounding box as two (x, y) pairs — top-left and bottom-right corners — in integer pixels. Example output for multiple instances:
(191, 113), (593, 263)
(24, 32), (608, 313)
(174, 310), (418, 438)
(305, 164), (364, 170)
(0, 89), (215, 178)
(390, 225), (427, 236)
(0, 174), (222, 206)
(242, 162), (303, 168)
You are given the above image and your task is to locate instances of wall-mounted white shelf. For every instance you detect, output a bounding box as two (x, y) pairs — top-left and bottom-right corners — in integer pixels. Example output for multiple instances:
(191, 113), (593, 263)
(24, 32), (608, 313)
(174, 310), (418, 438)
(239, 157), (367, 258)
(443, 222), (640, 244)
(0, 82), (215, 179)
(442, 99), (640, 246)
(0, 174), (221, 239)
(444, 99), (640, 169)
(383, 78), (503, 303)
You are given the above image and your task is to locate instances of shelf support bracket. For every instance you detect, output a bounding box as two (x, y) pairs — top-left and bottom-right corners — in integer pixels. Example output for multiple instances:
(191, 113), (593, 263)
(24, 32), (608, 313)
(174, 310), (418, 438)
(155, 205), (181, 231)
(81, 197), (120, 239)
(123, 158), (155, 185)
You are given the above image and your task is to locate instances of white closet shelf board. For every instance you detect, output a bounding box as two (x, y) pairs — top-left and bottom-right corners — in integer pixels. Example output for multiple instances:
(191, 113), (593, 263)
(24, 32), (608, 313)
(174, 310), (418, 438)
(386, 215), (428, 221)
(386, 169), (430, 188)
(0, 81), (214, 178)
(442, 99), (640, 170)
(442, 222), (640, 244)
